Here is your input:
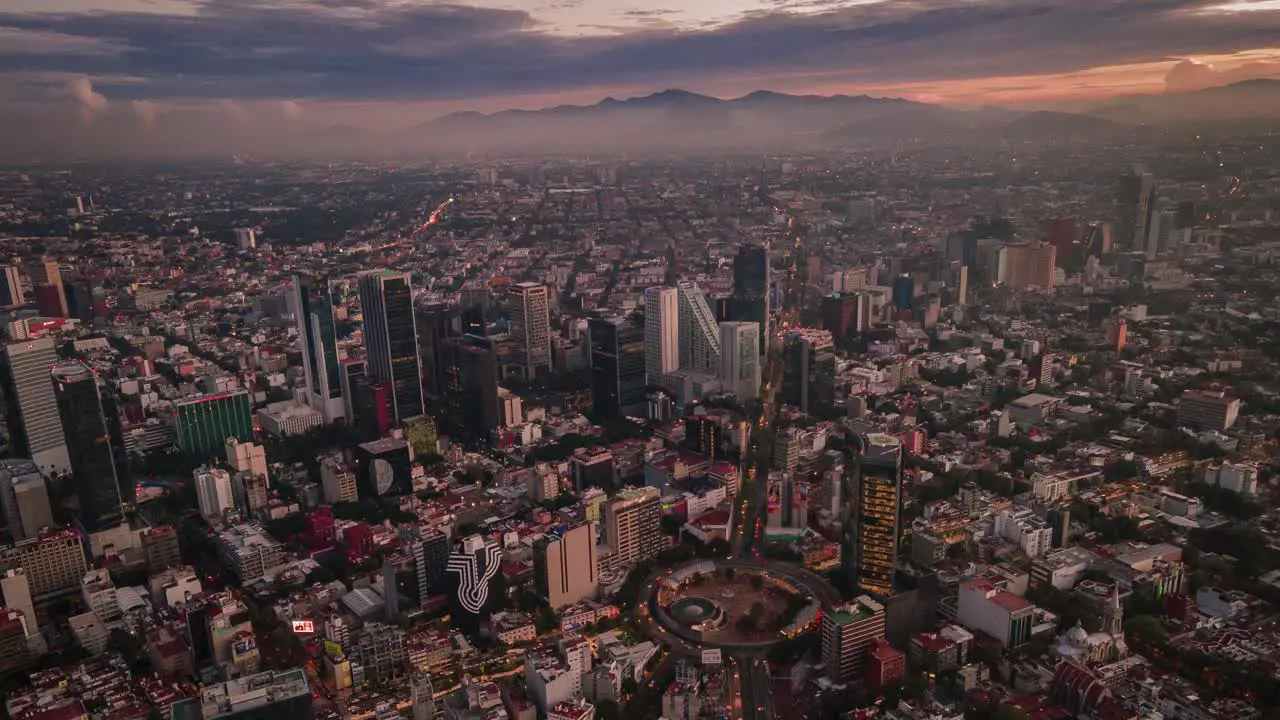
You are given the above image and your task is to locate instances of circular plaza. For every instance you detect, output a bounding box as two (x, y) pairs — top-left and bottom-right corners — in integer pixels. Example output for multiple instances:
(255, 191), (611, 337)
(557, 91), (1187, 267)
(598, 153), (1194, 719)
(648, 559), (837, 649)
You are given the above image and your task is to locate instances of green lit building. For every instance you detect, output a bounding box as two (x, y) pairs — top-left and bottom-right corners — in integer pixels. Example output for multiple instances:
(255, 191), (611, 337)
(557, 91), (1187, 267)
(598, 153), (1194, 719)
(169, 390), (254, 460)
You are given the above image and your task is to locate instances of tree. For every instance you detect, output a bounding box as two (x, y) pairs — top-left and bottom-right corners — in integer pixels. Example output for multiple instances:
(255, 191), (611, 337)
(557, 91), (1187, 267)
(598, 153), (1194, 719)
(596, 700), (621, 720)
(724, 567), (736, 582)
(621, 677), (639, 697)
(749, 574), (765, 590)
(536, 606), (560, 633)
(1124, 615), (1168, 647)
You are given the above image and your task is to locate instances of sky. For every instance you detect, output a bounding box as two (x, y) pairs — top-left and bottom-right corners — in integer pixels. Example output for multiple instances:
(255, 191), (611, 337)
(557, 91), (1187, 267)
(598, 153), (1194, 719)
(2, 0), (1280, 129)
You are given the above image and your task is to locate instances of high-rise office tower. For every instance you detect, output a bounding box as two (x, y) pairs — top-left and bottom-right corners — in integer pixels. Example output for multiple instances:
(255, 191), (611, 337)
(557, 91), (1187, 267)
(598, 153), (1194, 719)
(589, 315), (646, 422)
(842, 433), (904, 598)
(291, 274), (345, 423)
(604, 486), (661, 567)
(26, 260), (67, 318)
(534, 522), (599, 609)
(440, 334), (501, 442)
(510, 282), (552, 379)
(1, 338), (70, 474)
(718, 322), (760, 401)
(782, 329), (835, 417)
(0, 459), (53, 542)
(890, 274), (914, 312)
(416, 301), (457, 399)
(821, 293), (872, 349)
(0, 265), (22, 307)
(359, 270), (423, 423)
(643, 287), (679, 386)
(731, 244), (770, 340)
(821, 595), (887, 683)
(64, 278), (107, 325)
(53, 363), (131, 531)
(999, 242), (1057, 290)
(1118, 166), (1156, 251)
(168, 390), (254, 460)
(675, 281), (721, 374)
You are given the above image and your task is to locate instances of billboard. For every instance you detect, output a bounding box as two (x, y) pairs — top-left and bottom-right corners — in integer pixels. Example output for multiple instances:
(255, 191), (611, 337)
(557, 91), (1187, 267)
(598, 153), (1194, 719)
(291, 619), (315, 634)
(702, 649), (722, 666)
(766, 474), (782, 515)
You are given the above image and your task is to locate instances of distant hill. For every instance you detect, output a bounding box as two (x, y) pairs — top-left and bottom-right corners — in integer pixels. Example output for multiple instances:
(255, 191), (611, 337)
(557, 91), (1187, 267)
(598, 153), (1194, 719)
(1088, 78), (1280, 124)
(418, 89), (975, 152)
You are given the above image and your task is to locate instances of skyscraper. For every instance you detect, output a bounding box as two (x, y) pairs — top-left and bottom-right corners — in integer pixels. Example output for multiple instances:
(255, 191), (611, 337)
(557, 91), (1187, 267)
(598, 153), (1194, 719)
(0, 265), (22, 307)
(359, 270), (424, 423)
(643, 287), (679, 386)
(675, 281), (721, 374)
(534, 522), (599, 609)
(416, 301), (457, 399)
(1000, 242), (1057, 290)
(1118, 166), (1156, 251)
(510, 282), (552, 379)
(731, 244), (770, 339)
(890, 275), (914, 312)
(842, 433), (904, 598)
(440, 334), (501, 442)
(291, 274), (345, 423)
(782, 329), (835, 417)
(604, 486), (661, 567)
(0, 338), (70, 474)
(589, 315), (646, 421)
(26, 260), (67, 318)
(718, 322), (760, 401)
(53, 363), (131, 531)
(821, 293), (869, 349)
(0, 459), (53, 542)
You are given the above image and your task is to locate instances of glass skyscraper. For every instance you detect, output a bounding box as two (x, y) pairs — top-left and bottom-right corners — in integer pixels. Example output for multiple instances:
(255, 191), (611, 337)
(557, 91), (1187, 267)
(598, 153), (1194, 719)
(54, 363), (131, 531)
(842, 433), (904, 598)
(588, 315), (646, 421)
(292, 274), (344, 423)
(359, 270), (423, 424)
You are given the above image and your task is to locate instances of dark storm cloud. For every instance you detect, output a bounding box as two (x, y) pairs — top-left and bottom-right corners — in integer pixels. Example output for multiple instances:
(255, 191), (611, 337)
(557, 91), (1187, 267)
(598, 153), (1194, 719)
(0, 0), (1277, 101)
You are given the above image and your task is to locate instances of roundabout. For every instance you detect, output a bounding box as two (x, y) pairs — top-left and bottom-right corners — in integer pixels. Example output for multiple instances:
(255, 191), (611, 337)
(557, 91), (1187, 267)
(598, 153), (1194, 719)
(644, 558), (840, 651)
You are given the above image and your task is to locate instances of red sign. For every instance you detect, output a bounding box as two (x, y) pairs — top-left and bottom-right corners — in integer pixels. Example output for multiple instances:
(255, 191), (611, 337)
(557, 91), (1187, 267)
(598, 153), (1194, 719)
(291, 620), (315, 634)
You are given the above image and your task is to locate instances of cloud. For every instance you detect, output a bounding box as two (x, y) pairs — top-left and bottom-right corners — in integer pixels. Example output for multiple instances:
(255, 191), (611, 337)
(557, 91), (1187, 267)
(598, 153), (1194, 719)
(0, 0), (1278, 105)
(279, 99), (303, 120)
(1165, 56), (1280, 91)
(56, 76), (108, 122)
(132, 98), (158, 127)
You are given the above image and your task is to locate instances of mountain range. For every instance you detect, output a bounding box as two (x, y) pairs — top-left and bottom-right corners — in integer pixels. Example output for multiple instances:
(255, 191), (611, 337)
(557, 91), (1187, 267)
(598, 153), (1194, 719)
(4, 79), (1280, 161)
(418, 79), (1280, 152)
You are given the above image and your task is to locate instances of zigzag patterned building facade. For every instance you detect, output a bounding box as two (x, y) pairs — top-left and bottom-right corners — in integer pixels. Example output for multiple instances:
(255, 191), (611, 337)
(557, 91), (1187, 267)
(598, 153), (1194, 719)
(447, 535), (503, 631)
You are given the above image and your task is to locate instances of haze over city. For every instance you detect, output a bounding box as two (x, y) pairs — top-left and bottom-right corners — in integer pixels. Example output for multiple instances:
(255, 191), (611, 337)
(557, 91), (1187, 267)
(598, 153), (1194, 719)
(3, 0), (1280, 158)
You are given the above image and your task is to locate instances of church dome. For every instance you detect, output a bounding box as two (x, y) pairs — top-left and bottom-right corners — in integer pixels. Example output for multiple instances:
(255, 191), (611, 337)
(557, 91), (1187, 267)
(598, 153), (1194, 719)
(1065, 621), (1089, 647)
